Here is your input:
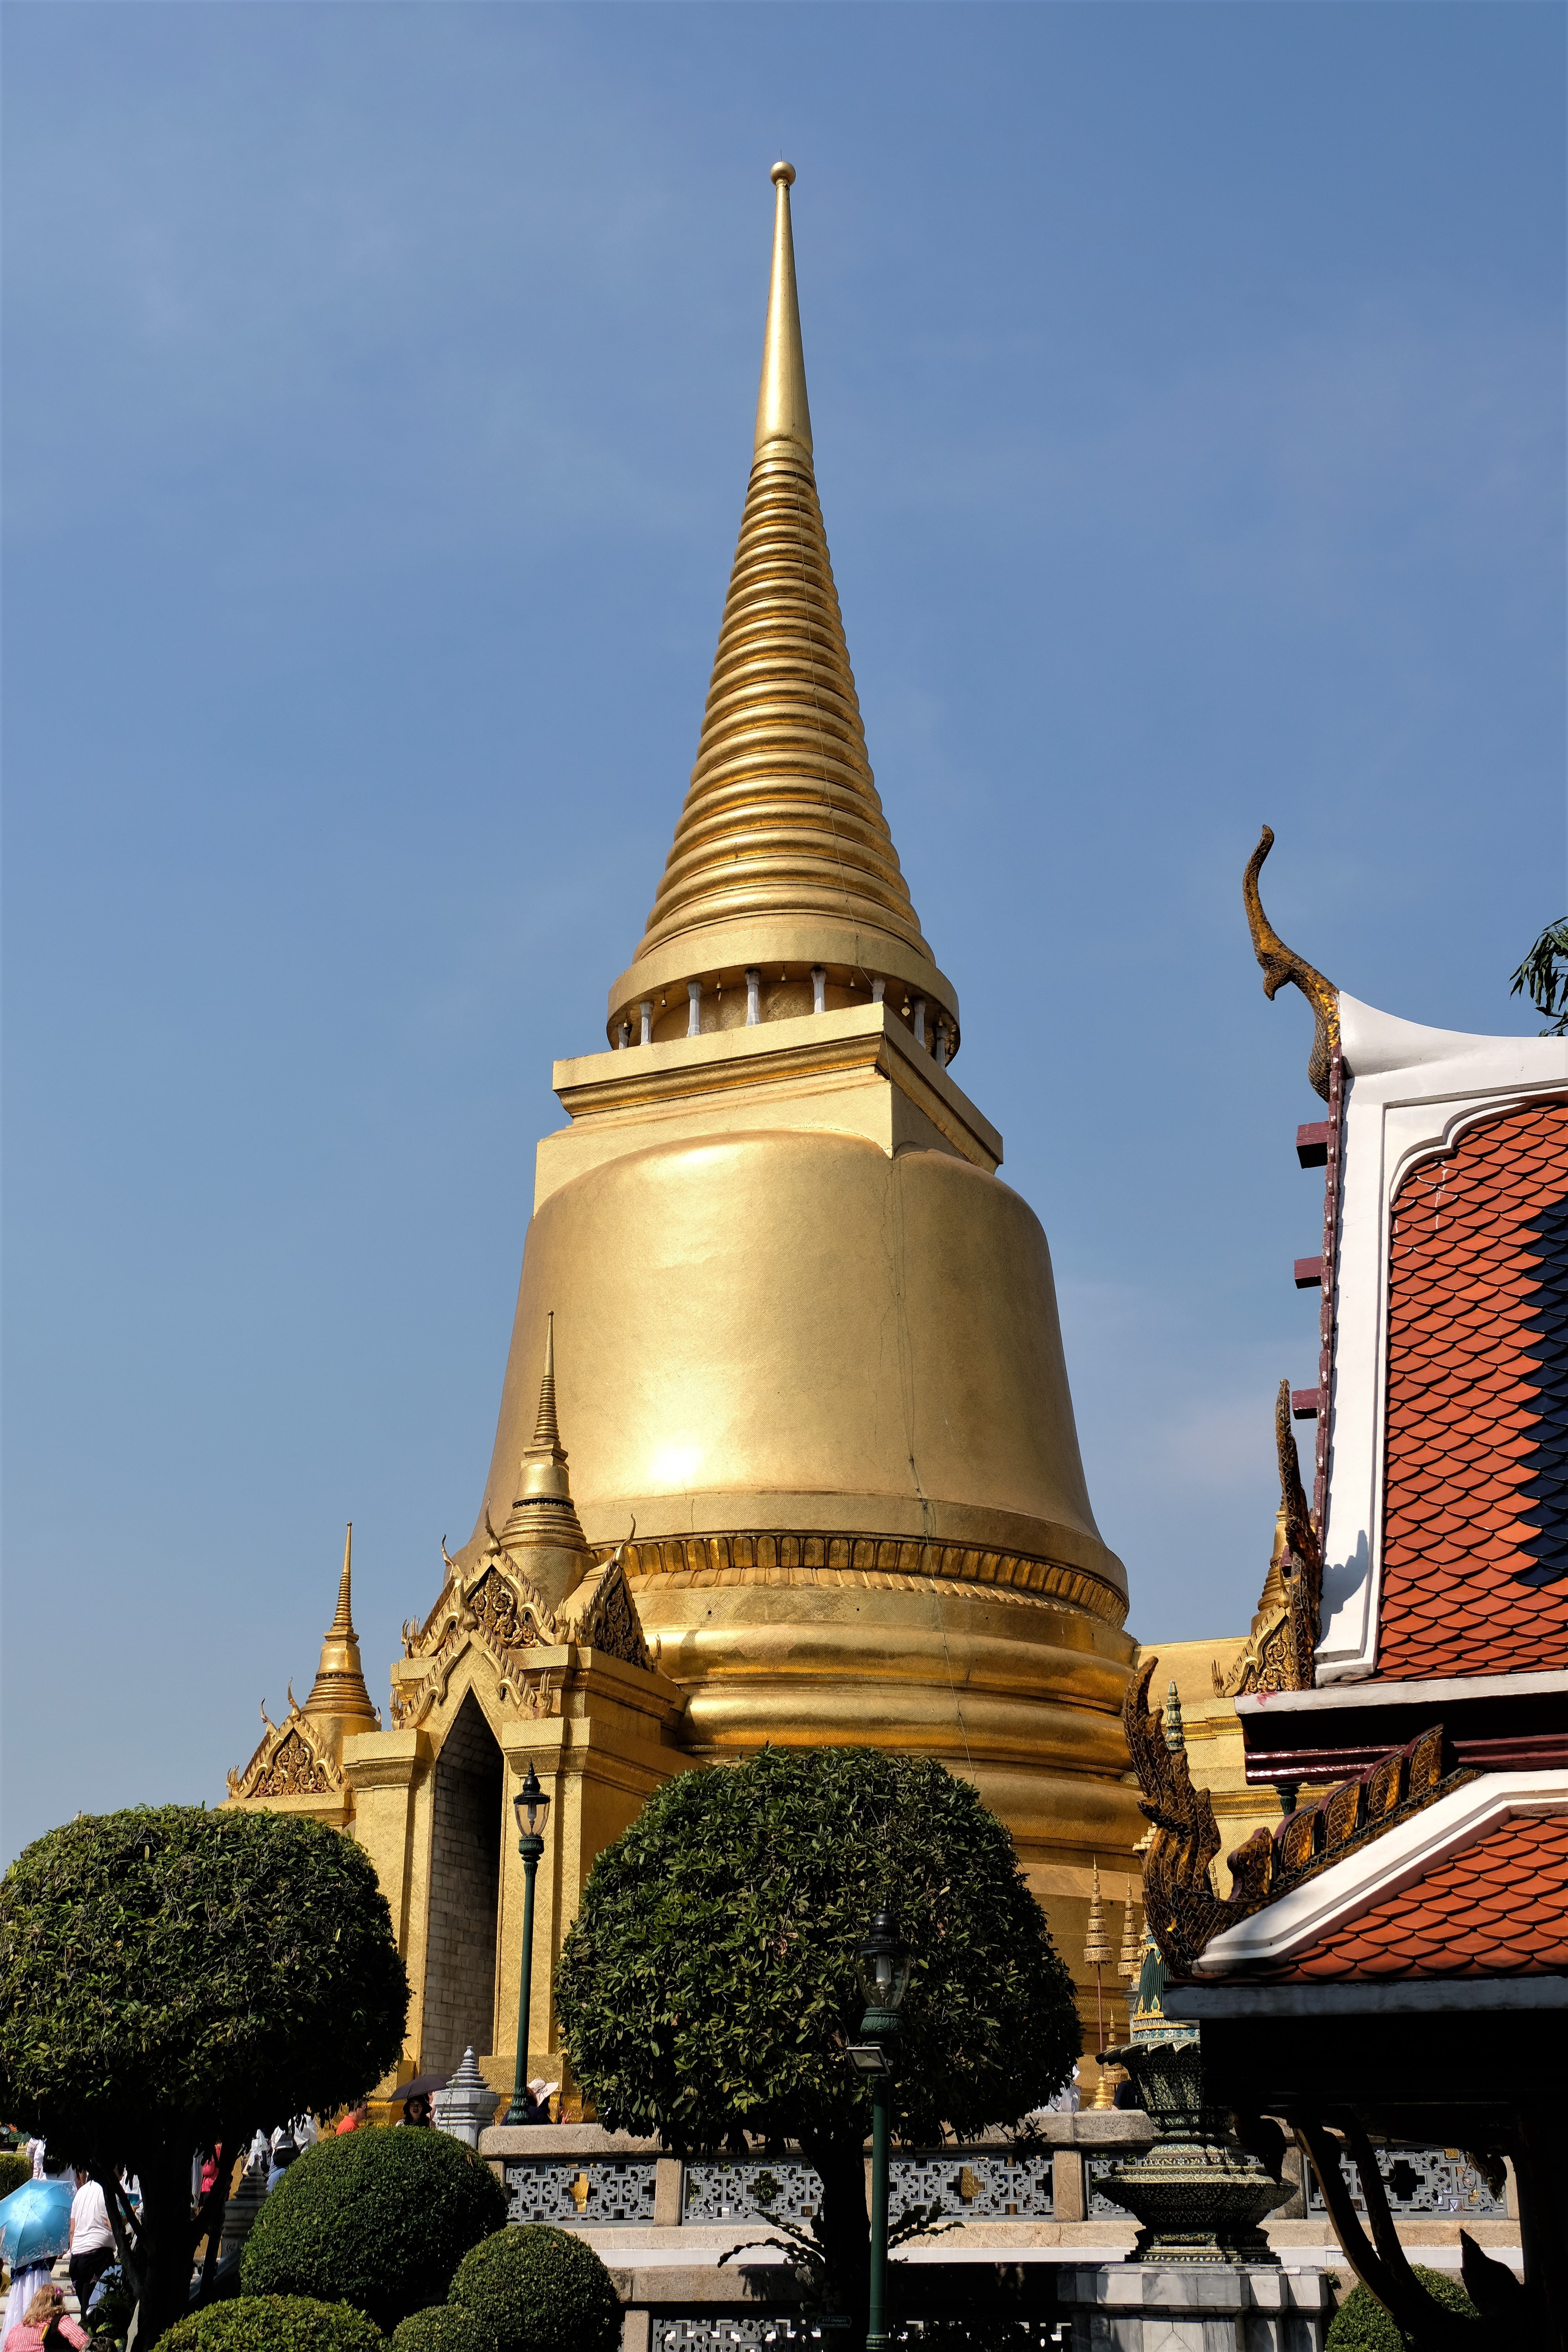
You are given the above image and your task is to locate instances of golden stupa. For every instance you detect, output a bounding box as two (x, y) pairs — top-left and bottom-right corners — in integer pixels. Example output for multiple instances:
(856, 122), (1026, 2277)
(226, 162), (1143, 2103)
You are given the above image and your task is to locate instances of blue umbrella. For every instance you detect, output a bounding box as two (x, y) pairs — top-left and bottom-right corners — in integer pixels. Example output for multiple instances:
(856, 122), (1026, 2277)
(0, 2179), (74, 2267)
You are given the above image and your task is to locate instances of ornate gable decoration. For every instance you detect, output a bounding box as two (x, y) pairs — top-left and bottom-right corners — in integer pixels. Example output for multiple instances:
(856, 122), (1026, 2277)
(1215, 1383), (1323, 1699)
(227, 1691), (344, 1800)
(391, 1539), (652, 1727)
(1125, 1657), (1471, 1978)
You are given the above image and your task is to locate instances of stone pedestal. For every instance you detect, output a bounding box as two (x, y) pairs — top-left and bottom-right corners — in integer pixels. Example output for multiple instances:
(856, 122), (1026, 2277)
(1058, 2263), (1328, 2351)
(433, 2047), (503, 2147)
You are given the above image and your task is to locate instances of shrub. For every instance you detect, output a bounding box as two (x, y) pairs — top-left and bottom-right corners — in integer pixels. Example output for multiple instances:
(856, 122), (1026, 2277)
(1326, 2267), (1478, 2348)
(241, 2127), (506, 2333)
(0, 2149), (31, 2196)
(390, 2310), (496, 2352)
(448, 2227), (621, 2352)
(89, 2270), (136, 2342)
(158, 2298), (383, 2352)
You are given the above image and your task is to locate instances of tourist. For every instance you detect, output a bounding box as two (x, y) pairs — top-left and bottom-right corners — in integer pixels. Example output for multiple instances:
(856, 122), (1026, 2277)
(521, 2078), (559, 2125)
(265, 2127), (299, 2194)
(334, 2099), (368, 2136)
(3, 2283), (88, 2352)
(399, 2094), (431, 2128)
(67, 2172), (116, 2322)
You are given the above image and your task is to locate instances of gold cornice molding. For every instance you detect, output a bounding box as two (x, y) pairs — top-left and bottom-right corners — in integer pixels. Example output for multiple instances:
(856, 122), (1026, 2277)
(614, 1529), (1128, 1629)
(559, 1003), (998, 1172)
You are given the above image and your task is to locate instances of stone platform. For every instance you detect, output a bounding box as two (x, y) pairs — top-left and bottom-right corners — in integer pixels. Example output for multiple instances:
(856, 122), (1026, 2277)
(1057, 2264), (1328, 2352)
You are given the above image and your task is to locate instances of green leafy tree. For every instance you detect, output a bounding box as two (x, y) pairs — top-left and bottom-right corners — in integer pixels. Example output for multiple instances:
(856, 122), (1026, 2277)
(0, 1807), (408, 2350)
(1510, 918), (1568, 1036)
(554, 1748), (1079, 2324)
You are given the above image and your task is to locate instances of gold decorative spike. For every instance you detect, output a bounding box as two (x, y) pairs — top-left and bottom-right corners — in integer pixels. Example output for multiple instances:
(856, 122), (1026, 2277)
(1083, 1860), (1113, 1965)
(755, 162), (812, 459)
(1216, 1388), (1324, 1697)
(607, 163), (958, 1054)
(492, 1316), (597, 1613)
(1119, 1891), (1142, 1984)
(1083, 1858), (1118, 2106)
(303, 1523), (380, 1746)
(532, 1311), (561, 1449)
(1243, 826), (1340, 1102)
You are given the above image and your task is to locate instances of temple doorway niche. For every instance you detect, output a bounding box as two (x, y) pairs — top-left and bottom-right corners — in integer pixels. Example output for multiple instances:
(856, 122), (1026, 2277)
(421, 1690), (504, 2075)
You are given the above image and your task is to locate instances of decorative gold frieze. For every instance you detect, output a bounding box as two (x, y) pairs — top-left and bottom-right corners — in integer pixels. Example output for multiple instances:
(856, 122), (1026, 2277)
(617, 1531), (1126, 1626)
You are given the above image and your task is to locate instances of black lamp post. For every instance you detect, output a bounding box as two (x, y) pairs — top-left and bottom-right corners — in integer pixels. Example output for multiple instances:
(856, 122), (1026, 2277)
(503, 1763), (552, 2127)
(845, 1909), (911, 2352)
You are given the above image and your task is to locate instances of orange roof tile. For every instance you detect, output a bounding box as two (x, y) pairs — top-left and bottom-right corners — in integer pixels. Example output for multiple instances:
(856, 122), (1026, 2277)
(1377, 1102), (1568, 1677)
(1260, 1813), (1568, 1981)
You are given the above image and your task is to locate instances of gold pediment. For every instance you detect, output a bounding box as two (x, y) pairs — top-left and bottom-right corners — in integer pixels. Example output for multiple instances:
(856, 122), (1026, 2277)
(227, 1694), (344, 1800)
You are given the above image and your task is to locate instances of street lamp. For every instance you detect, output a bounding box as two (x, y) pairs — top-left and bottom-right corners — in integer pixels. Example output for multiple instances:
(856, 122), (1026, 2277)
(503, 1763), (552, 2127)
(845, 1910), (910, 2352)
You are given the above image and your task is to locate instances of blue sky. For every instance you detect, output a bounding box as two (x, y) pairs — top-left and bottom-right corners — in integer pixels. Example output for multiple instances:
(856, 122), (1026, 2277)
(4, 2), (1563, 1861)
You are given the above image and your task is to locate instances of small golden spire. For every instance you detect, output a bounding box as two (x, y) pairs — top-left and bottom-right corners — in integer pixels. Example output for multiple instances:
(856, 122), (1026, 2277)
(755, 162), (812, 459)
(1119, 1889), (1142, 1984)
(1083, 1860), (1113, 1965)
(496, 1317), (595, 1612)
(303, 1523), (379, 1748)
(532, 1312), (562, 1451)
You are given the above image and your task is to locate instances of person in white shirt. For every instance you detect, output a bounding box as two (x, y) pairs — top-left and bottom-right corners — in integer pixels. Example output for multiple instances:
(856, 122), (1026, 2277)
(68, 2172), (116, 2318)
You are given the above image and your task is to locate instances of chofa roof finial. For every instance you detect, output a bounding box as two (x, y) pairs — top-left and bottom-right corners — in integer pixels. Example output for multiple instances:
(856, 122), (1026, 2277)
(1243, 826), (1340, 1102)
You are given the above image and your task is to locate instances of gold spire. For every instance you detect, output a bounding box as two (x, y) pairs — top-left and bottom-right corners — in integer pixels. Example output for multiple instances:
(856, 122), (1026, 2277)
(1119, 1889), (1142, 1984)
(303, 1523), (379, 1747)
(495, 1315), (595, 1611)
(1083, 1860), (1113, 1966)
(606, 162), (960, 1055)
(754, 161), (812, 459)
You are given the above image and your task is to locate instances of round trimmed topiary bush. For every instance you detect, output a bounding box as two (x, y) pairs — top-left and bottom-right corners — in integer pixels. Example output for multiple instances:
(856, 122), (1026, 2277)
(1326, 2267), (1478, 2348)
(241, 2130), (507, 2332)
(0, 2149), (32, 2197)
(158, 2296), (384, 2352)
(390, 2310), (496, 2352)
(447, 2227), (621, 2352)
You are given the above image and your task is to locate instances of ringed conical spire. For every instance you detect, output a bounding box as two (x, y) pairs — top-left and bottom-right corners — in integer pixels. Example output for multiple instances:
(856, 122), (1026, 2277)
(607, 162), (960, 1058)
(303, 1523), (379, 1745)
(495, 1314), (596, 1611)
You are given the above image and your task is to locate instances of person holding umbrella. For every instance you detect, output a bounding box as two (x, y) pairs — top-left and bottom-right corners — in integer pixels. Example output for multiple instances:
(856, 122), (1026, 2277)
(0, 2174), (74, 2346)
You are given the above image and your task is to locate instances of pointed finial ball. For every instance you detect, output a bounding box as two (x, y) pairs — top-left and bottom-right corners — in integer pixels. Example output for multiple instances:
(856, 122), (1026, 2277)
(771, 159), (796, 187)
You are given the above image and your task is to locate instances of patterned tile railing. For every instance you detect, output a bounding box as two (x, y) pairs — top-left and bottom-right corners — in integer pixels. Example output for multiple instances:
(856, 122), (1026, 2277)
(1306, 2145), (1506, 2219)
(891, 2149), (1053, 2219)
(502, 2153), (659, 2225)
(683, 2159), (822, 2225)
(682, 2149), (1053, 2228)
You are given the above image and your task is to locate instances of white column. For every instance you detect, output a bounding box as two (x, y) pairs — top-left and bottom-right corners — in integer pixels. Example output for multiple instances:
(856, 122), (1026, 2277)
(746, 969), (760, 1025)
(811, 966), (827, 1014)
(639, 1001), (653, 1047)
(871, 979), (886, 1005)
(687, 980), (702, 1038)
(913, 997), (926, 1048)
(934, 1022), (949, 1069)
(617, 1023), (630, 1050)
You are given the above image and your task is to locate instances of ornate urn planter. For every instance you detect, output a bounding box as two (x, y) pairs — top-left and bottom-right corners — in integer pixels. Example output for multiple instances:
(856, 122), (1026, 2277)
(1098, 2037), (1290, 2265)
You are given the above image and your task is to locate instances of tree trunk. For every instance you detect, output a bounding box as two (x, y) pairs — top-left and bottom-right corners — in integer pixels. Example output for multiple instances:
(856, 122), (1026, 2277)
(800, 2128), (871, 2341)
(128, 2140), (203, 2350)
